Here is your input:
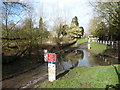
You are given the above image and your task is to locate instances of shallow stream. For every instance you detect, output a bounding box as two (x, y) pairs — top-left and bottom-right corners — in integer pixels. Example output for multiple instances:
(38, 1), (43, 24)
(59, 48), (118, 70)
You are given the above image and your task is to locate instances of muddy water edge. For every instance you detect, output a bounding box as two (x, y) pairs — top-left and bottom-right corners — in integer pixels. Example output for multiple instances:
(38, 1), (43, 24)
(2, 43), (119, 88)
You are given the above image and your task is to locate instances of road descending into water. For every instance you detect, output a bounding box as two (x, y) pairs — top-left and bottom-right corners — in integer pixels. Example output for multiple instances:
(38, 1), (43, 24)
(2, 61), (65, 88)
(2, 42), (118, 88)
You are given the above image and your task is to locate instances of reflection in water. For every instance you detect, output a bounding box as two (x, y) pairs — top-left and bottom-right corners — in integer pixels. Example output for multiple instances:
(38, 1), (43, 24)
(78, 49), (91, 66)
(61, 60), (73, 69)
(58, 49), (83, 69)
(58, 48), (118, 69)
(64, 50), (83, 65)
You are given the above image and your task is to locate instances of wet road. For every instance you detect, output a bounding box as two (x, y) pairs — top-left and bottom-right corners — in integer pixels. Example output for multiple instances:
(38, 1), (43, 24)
(2, 61), (64, 88)
(2, 63), (48, 88)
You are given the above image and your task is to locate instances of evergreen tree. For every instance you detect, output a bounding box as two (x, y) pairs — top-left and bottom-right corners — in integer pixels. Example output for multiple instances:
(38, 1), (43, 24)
(71, 16), (79, 27)
(39, 17), (43, 30)
(79, 27), (84, 36)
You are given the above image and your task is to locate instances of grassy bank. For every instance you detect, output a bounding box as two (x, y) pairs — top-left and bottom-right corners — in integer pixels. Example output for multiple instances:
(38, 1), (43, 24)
(88, 42), (118, 59)
(77, 39), (88, 44)
(88, 42), (107, 55)
(35, 64), (120, 88)
(72, 39), (88, 47)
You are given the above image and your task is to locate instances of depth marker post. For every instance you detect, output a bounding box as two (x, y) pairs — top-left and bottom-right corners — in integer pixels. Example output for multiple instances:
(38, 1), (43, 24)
(47, 53), (56, 82)
(88, 38), (91, 49)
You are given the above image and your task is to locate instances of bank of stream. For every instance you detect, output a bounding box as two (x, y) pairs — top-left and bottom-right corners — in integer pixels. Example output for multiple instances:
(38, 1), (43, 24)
(36, 42), (119, 88)
(58, 44), (118, 71)
(2, 42), (119, 88)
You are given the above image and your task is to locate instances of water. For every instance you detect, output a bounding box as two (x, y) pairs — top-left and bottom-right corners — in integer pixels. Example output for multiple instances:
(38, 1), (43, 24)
(78, 49), (91, 66)
(2, 45), (119, 88)
(59, 48), (118, 69)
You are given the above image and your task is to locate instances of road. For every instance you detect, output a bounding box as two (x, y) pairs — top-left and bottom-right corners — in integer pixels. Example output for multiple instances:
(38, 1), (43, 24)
(2, 63), (48, 88)
(2, 61), (64, 89)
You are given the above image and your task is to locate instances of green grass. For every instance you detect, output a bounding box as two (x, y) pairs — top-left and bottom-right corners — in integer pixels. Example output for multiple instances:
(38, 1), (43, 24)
(72, 39), (88, 47)
(35, 64), (120, 88)
(88, 42), (107, 55)
(77, 39), (88, 44)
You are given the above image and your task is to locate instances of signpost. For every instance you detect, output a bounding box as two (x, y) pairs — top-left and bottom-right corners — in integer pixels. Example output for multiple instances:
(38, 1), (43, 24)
(47, 53), (56, 82)
(48, 53), (56, 62)
(48, 63), (56, 82)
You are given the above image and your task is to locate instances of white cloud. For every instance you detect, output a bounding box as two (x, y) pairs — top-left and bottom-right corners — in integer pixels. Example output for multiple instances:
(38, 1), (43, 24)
(28, 0), (94, 32)
(44, 0), (56, 3)
(19, 0), (29, 3)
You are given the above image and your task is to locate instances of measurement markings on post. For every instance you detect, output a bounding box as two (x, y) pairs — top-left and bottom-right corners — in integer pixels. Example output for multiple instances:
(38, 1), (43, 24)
(48, 63), (56, 82)
(47, 53), (56, 82)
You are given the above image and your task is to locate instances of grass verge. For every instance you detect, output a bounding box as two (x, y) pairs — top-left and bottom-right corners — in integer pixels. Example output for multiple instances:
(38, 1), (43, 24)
(88, 42), (107, 55)
(72, 39), (88, 47)
(35, 64), (120, 88)
(77, 39), (88, 44)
